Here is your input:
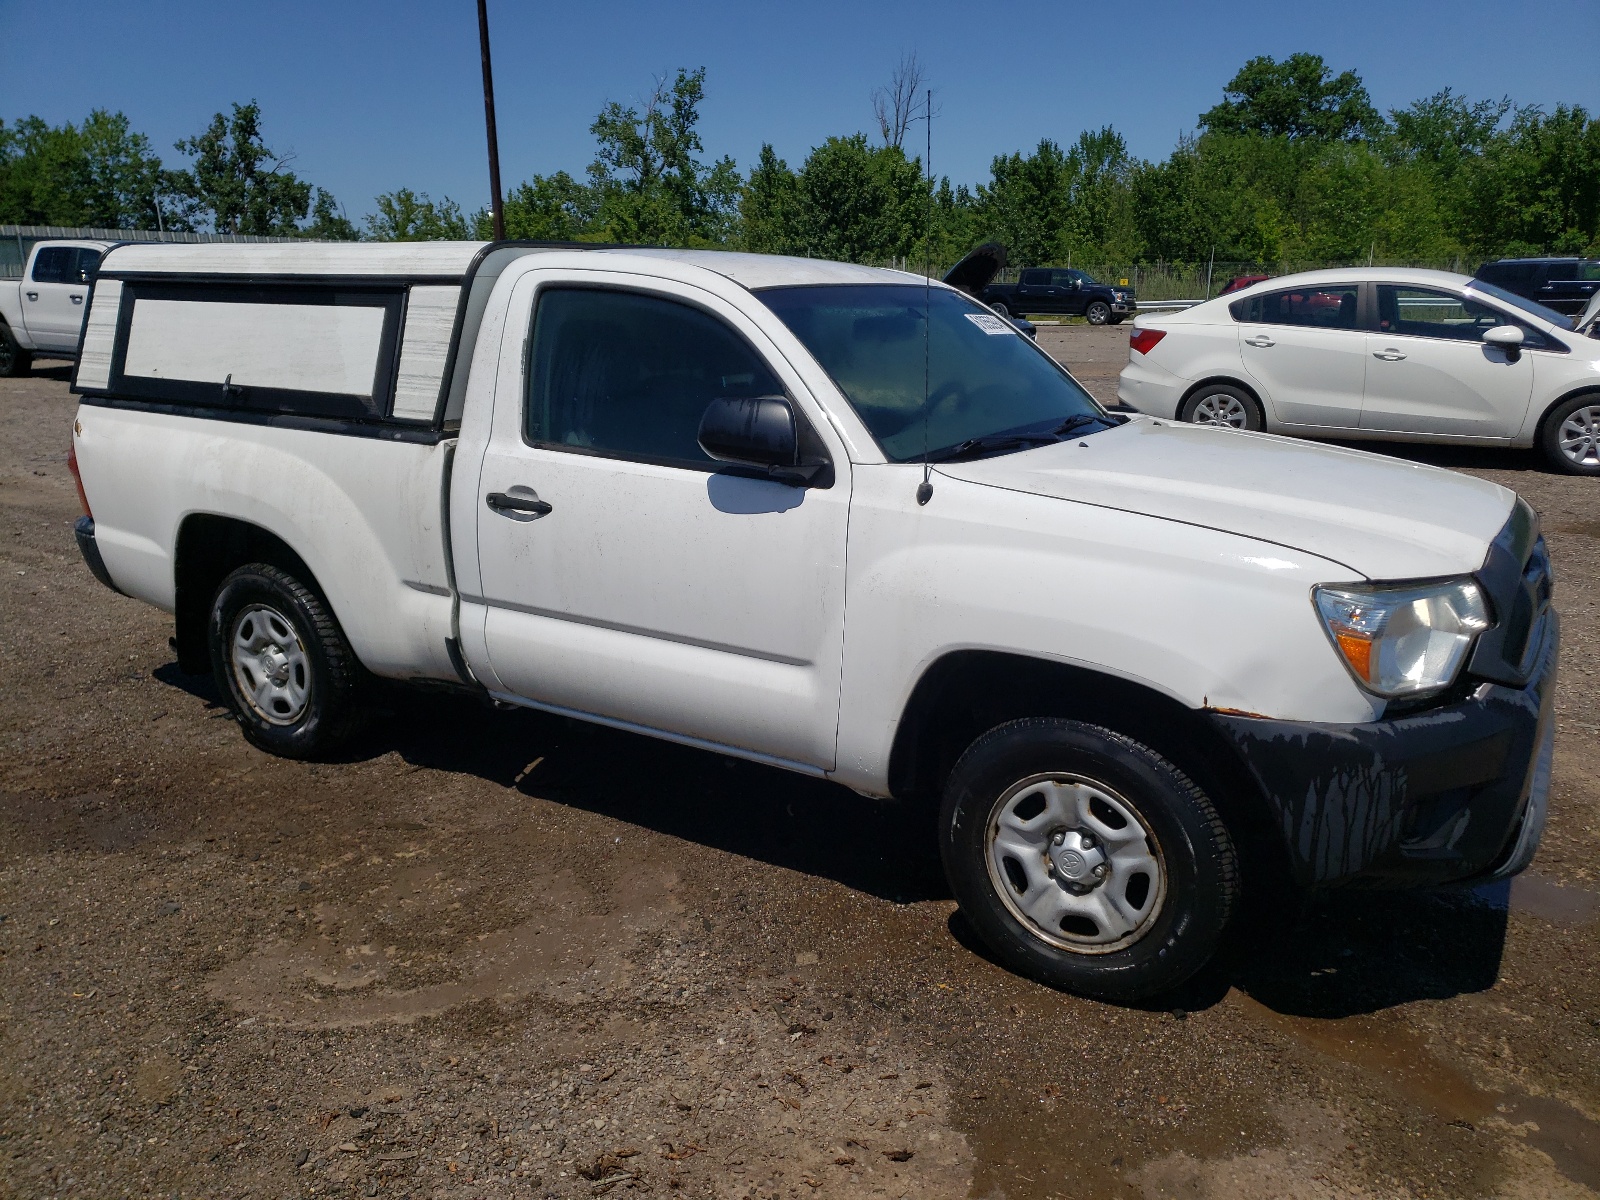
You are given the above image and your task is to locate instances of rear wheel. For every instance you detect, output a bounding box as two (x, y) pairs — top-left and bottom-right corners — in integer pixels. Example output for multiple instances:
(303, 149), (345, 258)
(1086, 300), (1112, 325)
(1540, 395), (1600, 475)
(1180, 384), (1264, 431)
(939, 718), (1238, 1002)
(0, 324), (31, 377)
(208, 563), (365, 758)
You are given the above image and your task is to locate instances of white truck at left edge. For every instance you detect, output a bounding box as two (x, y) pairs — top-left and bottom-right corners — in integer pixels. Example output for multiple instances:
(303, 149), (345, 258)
(0, 240), (111, 375)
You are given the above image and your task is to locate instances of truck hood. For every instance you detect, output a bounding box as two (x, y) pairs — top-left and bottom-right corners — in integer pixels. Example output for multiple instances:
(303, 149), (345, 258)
(942, 242), (1006, 297)
(936, 418), (1515, 580)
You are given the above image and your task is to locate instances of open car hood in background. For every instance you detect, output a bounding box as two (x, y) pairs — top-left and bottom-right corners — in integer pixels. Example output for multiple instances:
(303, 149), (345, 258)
(943, 242), (1007, 297)
(1577, 290), (1600, 335)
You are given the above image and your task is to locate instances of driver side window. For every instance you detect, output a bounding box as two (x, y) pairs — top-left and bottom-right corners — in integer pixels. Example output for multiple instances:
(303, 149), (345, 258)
(524, 287), (785, 470)
(1377, 285), (1547, 347)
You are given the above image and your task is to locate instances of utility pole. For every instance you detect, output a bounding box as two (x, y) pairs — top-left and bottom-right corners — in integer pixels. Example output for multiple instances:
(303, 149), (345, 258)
(477, 0), (506, 240)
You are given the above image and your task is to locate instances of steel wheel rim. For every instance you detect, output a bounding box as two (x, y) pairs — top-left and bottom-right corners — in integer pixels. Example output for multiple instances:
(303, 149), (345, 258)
(1557, 405), (1600, 467)
(985, 772), (1167, 955)
(1192, 394), (1249, 428)
(229, 603), (311, 726)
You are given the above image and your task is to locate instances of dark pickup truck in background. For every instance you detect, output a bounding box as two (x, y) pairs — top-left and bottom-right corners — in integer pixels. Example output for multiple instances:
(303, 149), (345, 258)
(986, 267), (1135, 324)
(1475, 257), (1600, 315)
(943, 242), (1136, 324)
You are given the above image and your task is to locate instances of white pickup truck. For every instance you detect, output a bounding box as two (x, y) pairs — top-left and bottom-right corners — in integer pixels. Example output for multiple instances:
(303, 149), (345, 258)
(0, 240), (112, 375)
(67, 241), (1557, 1001)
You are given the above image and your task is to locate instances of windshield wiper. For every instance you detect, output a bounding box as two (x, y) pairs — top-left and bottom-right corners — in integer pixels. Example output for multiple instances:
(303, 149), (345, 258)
(1051, 412), (1118, 437)
(925, 432), (1060, 462)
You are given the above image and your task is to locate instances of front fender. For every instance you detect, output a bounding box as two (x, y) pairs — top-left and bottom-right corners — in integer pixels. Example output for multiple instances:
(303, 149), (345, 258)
(829, 466), (1377, 795)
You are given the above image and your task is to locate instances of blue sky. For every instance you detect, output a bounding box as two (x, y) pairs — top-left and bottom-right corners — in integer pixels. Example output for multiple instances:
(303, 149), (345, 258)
(6, 0), (1599, 225)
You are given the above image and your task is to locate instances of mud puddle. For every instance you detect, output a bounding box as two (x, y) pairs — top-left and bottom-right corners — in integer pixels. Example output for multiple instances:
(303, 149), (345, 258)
(1236, 993), (1600, 1191)
(1471, 871), (1600, 927)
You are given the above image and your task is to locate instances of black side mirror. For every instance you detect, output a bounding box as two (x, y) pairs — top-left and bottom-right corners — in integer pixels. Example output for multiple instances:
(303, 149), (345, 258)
(698, 396), (829, 486)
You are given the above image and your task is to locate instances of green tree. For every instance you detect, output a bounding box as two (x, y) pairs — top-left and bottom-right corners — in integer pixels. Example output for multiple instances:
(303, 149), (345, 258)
(976, 139), (1072, 266)
(586, 67), (740, 245)
(1459, 104), (1600, 255)
(0, 110), (169, 227)
(365, 189), (468, 240)
(483, 171), (599, 241)
(1201, 53), (1381, 143)
(789, 135), (927, 263)
(740, 144), (799, 253)
(164, 101), (350, 237)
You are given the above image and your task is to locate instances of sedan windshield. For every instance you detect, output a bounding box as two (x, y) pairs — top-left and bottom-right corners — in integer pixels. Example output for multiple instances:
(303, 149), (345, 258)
(1467, 279), (1575, 330)
(757, 284), (1106, 462)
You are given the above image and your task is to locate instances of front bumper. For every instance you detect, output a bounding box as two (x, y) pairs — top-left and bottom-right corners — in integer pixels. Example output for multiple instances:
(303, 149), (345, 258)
(1210, 611), (1558, 889)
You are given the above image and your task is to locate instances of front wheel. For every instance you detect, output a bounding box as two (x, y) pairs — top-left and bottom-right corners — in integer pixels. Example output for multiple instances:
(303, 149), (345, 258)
(989, 300), (1011, 318)
(940, 718), (1238, 1002)
(1180, 384), (1264, 431)
(0, 324), (31, 377)
(1540, 395), (1600, 475)
(208, 563), (366, 758)
(1086, 300), (1112, 325)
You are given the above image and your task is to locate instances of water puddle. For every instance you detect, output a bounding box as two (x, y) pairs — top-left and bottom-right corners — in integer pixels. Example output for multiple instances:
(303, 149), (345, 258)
(1236, 994), (1600, 1192)
(1471, 871), (1600, 927)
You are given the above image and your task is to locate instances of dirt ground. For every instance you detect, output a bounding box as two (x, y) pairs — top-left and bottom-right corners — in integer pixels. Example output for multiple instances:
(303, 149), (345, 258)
(2, 330), (1598, 1200)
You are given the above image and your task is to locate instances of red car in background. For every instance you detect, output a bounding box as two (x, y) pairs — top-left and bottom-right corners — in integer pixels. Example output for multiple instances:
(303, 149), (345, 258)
(1219, 273), (1269, 295)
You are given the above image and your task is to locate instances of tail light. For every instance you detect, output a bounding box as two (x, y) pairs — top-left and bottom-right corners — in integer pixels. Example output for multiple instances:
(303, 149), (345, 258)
(67, 439), (92, 518)
(1129, 328), (1167, 356)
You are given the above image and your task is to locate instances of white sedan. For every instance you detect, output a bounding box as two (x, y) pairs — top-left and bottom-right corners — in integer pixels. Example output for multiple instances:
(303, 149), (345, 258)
(1118, 267), (1600, 475)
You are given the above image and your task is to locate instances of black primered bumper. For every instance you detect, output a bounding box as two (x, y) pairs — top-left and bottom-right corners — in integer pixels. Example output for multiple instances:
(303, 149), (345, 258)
(1211, 612), (1558, 889)
(74, 515), (122, 595)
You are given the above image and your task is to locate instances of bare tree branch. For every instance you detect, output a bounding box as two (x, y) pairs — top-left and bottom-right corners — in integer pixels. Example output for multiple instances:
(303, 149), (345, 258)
(872, 51), (929, 150)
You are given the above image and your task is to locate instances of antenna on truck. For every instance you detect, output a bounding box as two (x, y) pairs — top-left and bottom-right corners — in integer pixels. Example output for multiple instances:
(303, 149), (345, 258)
(916, 86), (934, 507)
(477, 0), (507, 240)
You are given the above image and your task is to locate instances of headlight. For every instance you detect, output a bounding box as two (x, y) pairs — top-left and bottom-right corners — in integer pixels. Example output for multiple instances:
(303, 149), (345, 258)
(1313, 579), (1490, 698)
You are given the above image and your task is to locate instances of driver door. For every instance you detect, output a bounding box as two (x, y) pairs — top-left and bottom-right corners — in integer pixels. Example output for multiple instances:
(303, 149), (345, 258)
(1360, 285), (1535, 437)
(467, 271), (851, 770)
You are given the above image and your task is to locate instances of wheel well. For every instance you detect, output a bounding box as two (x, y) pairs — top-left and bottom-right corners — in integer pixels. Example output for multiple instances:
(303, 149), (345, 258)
(886, 649), (1291, 882)
(172, 515), (321, 675)
(1534, 385), (1600, 442)
(1179, 376), (1265, 422)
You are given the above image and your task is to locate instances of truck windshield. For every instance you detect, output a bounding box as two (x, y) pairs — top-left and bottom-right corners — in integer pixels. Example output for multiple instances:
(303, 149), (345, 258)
(757, 284), (1106, 462)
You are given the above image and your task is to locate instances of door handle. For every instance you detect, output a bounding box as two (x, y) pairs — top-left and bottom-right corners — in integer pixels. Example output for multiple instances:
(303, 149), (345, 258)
(485, 491), (553, 517)
(25, 292), (37, 301)
(70, 294), (83, 304)
(1243, 335), (1275, 348)
(1373, 349), (1407, 361)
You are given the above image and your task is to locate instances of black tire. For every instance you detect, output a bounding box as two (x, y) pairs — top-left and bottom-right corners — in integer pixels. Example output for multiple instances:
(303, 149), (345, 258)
(0, 323), (31, 378)
(1109, 315), (1126, 325)
(1179, 383), (1264, 431)
(1086, 300), (1112, 325)
(208, 563), (365, 759)
(990, 300), (1011, 318)
(1538, 394), (1600, 475)
(939, 718), (1238, 1002)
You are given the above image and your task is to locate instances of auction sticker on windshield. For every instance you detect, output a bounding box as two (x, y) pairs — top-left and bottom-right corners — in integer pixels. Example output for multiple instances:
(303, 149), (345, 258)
(965, 313), (1015, 335)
